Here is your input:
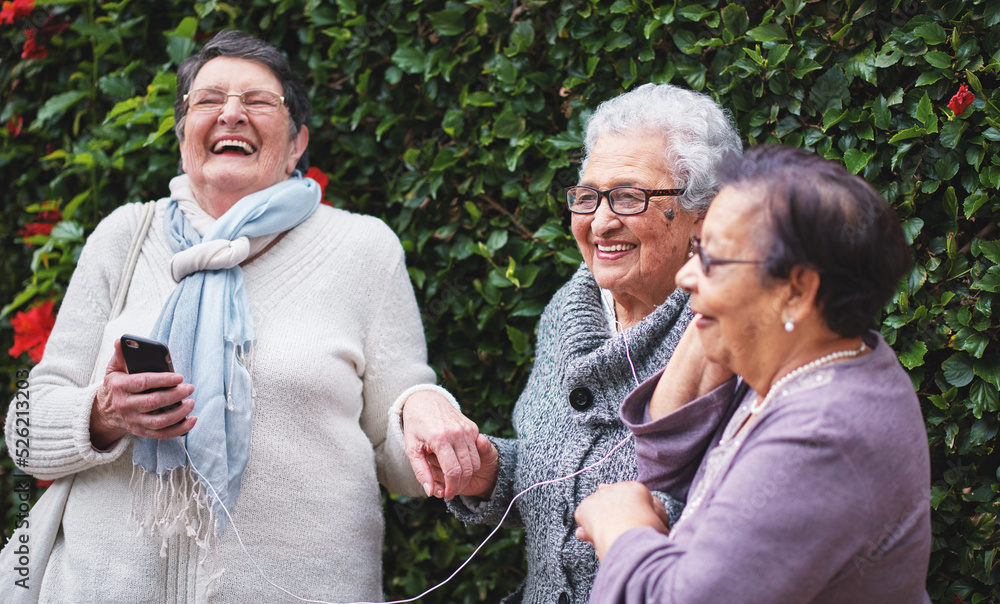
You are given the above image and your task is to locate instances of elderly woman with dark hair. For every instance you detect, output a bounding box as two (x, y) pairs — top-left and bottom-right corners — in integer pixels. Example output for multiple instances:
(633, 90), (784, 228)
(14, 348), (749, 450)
(575, 145), (931, 603)
(1, 29), (474, 602)
(403, 83), (742, 604)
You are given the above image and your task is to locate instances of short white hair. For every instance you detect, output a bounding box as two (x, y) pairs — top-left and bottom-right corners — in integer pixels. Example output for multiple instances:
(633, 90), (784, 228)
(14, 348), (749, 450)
(582, 83), (742, 216)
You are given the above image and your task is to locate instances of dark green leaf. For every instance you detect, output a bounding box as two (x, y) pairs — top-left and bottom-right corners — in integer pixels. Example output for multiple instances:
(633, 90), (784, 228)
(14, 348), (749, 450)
(939, 120), (968, 149)
(913, 22), (948, 45)
(924, 51), (951, 69)
(809, 67), (847, 113)
(392, 46), (427, 74)
(843, 149), (874, 174)
(970, 381), (999, 418)
(746, 23), (787, 42)
(899, 340), (928, 369)
(975, 355), (1000, 389)
(942, 352), (975, 387)
(428, 10), (466, 36)
(32, 91), (88, 130)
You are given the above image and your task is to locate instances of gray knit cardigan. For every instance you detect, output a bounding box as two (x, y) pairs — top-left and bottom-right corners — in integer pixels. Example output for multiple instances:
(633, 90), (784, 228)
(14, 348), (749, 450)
(448, 264), (692, 604)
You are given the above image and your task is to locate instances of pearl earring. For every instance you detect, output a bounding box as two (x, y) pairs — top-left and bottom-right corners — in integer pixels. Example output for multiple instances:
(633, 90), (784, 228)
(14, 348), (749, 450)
(784, 318), (795, 332)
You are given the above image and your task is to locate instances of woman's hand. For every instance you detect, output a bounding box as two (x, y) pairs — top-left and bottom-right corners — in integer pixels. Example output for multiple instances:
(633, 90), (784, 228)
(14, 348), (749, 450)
(575, 481), (670, 561)
(649, 316), (734, 420)
(90, 339), (196, 450)
(402, 390), (498, 499)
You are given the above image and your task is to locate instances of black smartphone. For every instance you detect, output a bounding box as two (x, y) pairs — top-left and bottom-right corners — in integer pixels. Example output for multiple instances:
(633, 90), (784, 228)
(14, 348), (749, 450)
(120, 334), (181, 413)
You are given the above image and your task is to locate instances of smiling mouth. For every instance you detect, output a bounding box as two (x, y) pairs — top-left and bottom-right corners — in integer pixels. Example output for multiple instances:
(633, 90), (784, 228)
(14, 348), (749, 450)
(597, 243), (636, 252)
(212, 139), (256, 155)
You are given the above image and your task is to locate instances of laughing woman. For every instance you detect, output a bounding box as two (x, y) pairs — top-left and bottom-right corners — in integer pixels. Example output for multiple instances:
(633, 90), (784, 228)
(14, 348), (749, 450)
(575, 145), (931, 603)
(0, 30), (473, 603)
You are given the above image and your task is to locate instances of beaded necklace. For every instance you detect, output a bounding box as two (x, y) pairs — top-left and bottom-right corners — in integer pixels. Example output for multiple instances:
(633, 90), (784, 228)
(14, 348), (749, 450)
(749, 341), (868, 416)
(674, 340), (871, 529)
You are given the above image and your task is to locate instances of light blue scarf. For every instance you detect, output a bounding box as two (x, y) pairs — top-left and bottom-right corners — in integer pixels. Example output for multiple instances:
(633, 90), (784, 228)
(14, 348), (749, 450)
(133, 173), (320, 534)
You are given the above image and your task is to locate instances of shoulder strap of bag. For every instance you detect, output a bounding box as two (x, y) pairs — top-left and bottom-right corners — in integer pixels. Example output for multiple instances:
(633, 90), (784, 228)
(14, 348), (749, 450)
(88, 200), (156, 385)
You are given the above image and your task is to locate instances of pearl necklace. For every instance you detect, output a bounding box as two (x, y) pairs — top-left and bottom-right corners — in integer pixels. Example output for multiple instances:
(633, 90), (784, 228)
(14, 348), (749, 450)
(749, 342), (867, 416)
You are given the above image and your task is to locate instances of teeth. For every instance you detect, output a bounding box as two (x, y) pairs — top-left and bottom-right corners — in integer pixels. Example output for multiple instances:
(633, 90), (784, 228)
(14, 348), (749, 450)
(597, 243), (636, 252)
(212, 139), (255, 154)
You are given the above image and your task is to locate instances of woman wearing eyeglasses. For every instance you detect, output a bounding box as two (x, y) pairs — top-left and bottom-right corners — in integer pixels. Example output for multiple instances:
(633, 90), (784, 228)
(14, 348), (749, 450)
(1, 30), (473, 602)
(575, 146), (930, 603)
(427, 83), (742, 604)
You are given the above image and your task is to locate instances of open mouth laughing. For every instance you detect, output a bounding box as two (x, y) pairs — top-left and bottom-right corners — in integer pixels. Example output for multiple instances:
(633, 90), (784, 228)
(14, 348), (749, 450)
(212, 138), (256, 155)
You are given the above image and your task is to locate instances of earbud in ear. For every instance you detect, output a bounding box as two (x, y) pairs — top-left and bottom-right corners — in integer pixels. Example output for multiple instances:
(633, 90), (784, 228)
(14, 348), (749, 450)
(664, 209), (675, 220)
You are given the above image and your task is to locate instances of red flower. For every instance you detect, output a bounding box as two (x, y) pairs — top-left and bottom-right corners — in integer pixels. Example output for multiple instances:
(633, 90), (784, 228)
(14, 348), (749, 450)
(36, 479), (53, 488)
(21, 28), (47, 59)
(306, 166), (331, 205)
(20, 222), (54, 239)
(0, 0), (34, 25)
(36, 209), (61, 222)
(948, 83), (974, 115)
(19, 209), (60, 245)
(8, 300), (57, 363)
(7, 114), (23, 137)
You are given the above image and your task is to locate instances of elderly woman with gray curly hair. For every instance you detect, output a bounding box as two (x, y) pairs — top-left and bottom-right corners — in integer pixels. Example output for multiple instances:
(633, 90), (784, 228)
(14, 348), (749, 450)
(403, 83), (742, 604)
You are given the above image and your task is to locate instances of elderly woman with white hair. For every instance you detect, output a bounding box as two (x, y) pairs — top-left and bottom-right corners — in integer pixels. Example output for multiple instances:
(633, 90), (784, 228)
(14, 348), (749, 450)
(405, 83), (742, 604)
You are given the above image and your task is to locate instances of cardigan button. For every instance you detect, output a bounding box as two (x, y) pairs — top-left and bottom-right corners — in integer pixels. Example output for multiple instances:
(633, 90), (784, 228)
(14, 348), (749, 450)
(569, 387), (594, 411)
(559, 593), (570, 604)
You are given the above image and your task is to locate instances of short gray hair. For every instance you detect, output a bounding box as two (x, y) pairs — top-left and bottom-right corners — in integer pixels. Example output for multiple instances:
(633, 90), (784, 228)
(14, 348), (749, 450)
(581, 83), (741, 216)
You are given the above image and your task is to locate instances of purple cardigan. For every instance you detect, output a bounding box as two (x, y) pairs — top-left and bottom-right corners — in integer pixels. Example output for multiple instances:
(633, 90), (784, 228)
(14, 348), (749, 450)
(590, 332), (931, 603)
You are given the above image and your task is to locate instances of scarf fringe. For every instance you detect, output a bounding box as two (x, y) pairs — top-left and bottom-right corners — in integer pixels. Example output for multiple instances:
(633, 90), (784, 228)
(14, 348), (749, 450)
(130, 463), (225, 596)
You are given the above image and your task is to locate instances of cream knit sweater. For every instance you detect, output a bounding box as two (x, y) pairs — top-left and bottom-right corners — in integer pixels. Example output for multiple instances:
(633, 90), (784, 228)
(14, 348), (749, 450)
(2, 198), (442, 603)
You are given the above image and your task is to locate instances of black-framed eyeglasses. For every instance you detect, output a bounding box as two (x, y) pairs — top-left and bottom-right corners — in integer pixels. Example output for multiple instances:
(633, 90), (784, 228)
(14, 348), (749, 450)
(691, 236), (764, 276)
(565, 185), (686, 216)
(183, 88), (286, 114)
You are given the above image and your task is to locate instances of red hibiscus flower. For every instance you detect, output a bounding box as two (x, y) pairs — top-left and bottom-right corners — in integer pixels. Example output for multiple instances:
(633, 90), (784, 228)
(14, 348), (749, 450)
(0, 0), (33, 25)
(20, 222), (54, 239)
(948, 83), (974, 116)
(306, 166), (331, 205)
(21, 28), (47, 59)
(19, 209), (61, 244)
(8, 299), (57, 363)
(7, 114), (23, 137)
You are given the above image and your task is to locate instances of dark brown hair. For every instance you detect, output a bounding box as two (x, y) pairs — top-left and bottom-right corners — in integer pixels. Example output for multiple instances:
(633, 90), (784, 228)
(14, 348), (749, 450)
(717, 145), (911, 337)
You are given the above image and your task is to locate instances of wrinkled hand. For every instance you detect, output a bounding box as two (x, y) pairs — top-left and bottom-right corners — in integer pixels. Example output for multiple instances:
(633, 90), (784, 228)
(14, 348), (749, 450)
(649, 316), (735, 420)
(90, 339), (196, 450)
(575, 482), (670, 561)
(402, 390), (497, 499)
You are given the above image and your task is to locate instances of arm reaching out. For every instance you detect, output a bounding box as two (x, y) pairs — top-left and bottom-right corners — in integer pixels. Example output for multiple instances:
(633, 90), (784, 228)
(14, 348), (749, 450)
(575, 482), (671, 561)
(649, 316), (733, 420)
(402, 390), (498, 499)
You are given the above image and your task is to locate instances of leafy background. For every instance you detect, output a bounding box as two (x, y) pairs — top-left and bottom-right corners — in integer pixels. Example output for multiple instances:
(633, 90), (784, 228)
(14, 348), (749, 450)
(2, 0), (998, 601)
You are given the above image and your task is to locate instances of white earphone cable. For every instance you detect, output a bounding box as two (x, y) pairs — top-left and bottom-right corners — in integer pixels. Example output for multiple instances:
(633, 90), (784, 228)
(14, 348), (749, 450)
(178, 315), (642, 603)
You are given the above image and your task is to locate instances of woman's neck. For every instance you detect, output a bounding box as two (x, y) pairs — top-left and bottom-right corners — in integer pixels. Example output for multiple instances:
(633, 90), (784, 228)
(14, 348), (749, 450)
(746, 330), (867, 398)
(612, 294), (661, 331)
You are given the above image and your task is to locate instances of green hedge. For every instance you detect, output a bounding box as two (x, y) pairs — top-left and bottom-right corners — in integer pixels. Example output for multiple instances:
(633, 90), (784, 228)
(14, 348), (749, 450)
(2, 0), (998, 601)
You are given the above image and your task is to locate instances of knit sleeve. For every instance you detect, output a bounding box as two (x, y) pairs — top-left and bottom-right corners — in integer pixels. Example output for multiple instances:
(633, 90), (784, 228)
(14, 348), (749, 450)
(357, 225), (437, 498)
(446, 434), (522, 528)
(5, 203), (147, 480)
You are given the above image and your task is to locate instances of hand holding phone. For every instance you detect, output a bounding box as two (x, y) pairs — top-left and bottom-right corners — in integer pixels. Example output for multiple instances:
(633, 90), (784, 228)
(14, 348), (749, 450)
(120, 334), (182, 413)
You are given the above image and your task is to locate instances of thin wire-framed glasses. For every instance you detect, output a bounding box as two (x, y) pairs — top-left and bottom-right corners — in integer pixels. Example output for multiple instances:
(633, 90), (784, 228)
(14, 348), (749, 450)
(565, 185), (686, 216)
(183, 88), (286, 114)
(691, 236), (765, 276)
